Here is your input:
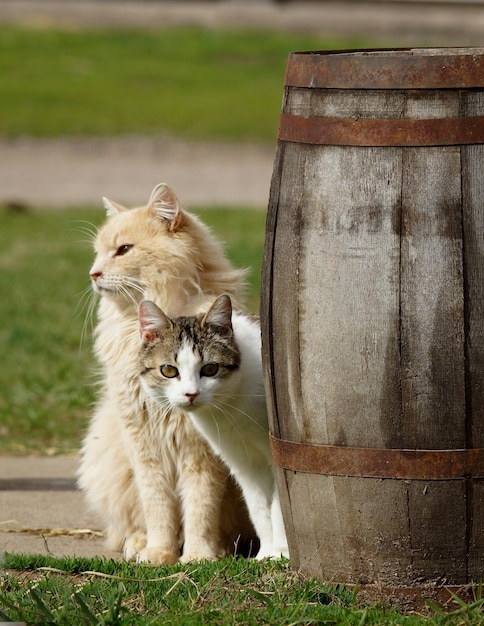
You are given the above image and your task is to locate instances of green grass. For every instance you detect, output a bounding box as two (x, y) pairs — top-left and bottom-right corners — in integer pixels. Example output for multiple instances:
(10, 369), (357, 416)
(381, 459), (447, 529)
(0, 205), (266, 455)
(3, 552), (482, 625)
(0, 26), (371, 141)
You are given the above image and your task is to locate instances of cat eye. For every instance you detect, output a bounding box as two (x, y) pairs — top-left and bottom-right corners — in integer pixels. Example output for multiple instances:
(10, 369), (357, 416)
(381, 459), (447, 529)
(200, 363), (219, 377)
(160, 365), (179, 379)
(115, 244), (133, 257)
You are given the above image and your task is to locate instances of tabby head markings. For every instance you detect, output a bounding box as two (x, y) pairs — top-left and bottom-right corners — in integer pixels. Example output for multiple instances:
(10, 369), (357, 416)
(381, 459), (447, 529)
(138, 295), (241, 410)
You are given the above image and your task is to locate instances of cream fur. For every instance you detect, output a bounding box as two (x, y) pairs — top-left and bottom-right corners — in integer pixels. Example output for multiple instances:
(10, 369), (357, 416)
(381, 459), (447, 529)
(78, 183), (256, 563)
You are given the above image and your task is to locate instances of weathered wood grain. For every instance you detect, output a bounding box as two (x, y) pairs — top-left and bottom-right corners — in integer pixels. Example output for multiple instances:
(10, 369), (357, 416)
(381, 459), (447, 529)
(261, 49), (484, 586)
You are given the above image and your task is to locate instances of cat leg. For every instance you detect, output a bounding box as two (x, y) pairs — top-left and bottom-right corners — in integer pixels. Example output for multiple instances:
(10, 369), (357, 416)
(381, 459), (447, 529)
(234, 472), (276, 560)
(244, 490), (275, 560)
(78, 401), (145, 551)
(130, 452), (182, 565)
(178, 436), (228, 563)
(124, 533), (147, 561)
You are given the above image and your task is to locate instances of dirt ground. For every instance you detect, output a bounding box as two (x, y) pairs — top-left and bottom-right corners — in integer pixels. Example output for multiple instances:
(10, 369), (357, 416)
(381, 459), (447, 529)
(1, 0), (483, 209)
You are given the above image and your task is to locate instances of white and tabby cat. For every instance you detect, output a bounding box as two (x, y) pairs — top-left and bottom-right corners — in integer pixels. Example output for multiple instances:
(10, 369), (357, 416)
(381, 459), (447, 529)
(78, 183), (257, 564)
(138, 294), (289, 559)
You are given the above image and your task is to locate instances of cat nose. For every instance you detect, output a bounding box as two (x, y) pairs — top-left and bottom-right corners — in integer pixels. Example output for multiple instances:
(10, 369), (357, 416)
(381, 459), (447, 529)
(185, 392), (199, 405)
(90, 270), (102, 281)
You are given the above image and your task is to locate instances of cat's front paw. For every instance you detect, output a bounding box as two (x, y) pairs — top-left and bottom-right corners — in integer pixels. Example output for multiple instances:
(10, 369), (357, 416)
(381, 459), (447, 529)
(124, 535), (180, 564)
(180, 541), (226, 563)
(256, 544), (289, 560)
(138, 546), (180, 565)
(179, 549), (218, 564)
(124, 533), (147, 561)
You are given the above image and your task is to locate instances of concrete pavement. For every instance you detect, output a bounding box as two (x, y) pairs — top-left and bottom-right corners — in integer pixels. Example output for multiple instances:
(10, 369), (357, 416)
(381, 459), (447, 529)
(0, 456), (118, 559)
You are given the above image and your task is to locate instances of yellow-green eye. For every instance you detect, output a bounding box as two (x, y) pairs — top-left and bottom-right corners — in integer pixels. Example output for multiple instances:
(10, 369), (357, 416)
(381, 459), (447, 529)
(160, 364), (179, 378)
(200, 363), (219, 377)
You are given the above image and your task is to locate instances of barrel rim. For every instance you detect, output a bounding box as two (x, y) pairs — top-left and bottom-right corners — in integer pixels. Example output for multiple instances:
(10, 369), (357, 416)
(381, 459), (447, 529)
(285, 46), (484, 89)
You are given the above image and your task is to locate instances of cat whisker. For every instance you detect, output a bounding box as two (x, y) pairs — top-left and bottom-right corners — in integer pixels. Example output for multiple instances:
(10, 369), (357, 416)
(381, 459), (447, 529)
(115, 278), (147, 307)
(77, 238), (98, 249)
(71, 218), (98, 234)
(84, 292), (99, 343)
(211, 398), (267, 432)
(203, 405), (225, 452)
(148, 404), (180, 450)
(118, 283), (141, 309)
(75, 284), (97, 317)
(71, 220), (99, 247)
(137, 398), (172, 443)
(210, 401), (252, 460)
(124, 275), (146, 288)
(74, 285), (92, 318)
(76, 285), (99, 350)
(212, 393), (267, 399)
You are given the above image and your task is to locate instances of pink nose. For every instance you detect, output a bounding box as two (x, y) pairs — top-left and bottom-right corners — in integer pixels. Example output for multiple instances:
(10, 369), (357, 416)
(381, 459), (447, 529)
(185, 392), (199, 405)
(90, 271), (102, 281)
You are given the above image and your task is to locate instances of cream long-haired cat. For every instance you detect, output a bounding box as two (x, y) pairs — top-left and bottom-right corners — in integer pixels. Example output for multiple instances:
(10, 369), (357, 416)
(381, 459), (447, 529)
(78, 183), (257, 564)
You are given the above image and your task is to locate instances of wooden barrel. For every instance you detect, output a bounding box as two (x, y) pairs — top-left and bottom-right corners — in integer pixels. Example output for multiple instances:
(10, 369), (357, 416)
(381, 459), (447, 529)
(261, 48), (484, 586)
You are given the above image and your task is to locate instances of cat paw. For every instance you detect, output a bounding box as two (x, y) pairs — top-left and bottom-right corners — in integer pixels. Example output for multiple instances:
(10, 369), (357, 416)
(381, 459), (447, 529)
(124, 533), (181, 564)
(124, 533), (147, 561)
(180, 544), (225, 563)
(255, 545), (289, 560)
(138, 547), (180, 565)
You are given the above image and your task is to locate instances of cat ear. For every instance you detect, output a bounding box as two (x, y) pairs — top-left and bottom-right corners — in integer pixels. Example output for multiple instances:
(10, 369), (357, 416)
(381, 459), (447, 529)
(102, 196), (127, 217)
(139, 300), (172, 343)
(148, 183), (183, 231)
(203, 295), (233, 335)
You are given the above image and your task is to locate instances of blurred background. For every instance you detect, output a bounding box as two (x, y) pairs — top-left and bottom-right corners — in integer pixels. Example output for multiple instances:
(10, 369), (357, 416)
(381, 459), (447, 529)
(0, 0), (482, 454)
